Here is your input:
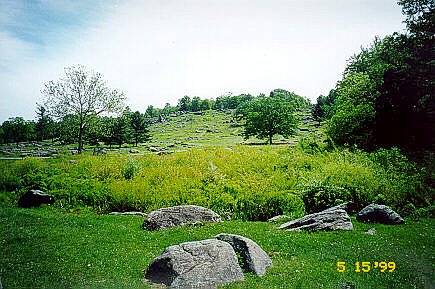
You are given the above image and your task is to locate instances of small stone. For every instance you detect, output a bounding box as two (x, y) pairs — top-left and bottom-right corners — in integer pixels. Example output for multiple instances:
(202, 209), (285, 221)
(365, 228), (376, 235)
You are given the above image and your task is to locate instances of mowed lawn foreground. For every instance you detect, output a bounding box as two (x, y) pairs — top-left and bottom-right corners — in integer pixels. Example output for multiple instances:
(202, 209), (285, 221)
(0, 206), (433, 289)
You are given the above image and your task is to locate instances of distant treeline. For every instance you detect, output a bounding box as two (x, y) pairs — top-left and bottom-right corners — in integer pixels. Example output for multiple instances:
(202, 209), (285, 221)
(0, 89), (309, 146)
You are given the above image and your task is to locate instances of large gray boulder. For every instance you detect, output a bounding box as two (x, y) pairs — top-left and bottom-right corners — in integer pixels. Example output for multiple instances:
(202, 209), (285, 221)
(145, 239), (244, 288)
(356, 204), (404, 224)
(143, 205), (222, 231)
(278, 208), (354, 231)
(216, 233), (272, 277)
(18, 190), (55, 208)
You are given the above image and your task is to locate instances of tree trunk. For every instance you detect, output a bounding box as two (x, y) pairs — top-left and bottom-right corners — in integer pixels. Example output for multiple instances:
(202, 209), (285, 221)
(78, 124), (84, 153)
(269, 134), (273, 145)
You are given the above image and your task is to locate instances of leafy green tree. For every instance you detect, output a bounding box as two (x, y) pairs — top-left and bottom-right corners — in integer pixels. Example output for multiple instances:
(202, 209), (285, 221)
(42, 65), (125, 153)
(56, 115), (79, 144)
(112, 115), (131, 148)
(238, 95), (298, 144)
(269, 89), (310, 109)
(145, 105), (156, 118)
(327, 72), (378, 148)
(374, 0), (434, 150)
(313, 89), (337, 123)
(0, 117), (35, 144)
(35, 103), (54, 141)
(129, 111), (151, 146)
(190, 96), (201, 112)
(200, 99), (211, 111)
(178, 96), (191, 111)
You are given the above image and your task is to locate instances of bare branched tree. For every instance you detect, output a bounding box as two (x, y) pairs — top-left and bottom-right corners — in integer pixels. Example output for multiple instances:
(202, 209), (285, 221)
(42, 65), (126, 153)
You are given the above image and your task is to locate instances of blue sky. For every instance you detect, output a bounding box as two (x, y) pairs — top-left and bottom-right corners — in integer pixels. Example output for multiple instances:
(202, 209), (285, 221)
(0, 0), (405, 122)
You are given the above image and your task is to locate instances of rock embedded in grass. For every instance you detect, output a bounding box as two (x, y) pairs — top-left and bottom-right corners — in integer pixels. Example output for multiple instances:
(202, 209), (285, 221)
(143, 205), (222, 231)
(216, 233), (272, 277)
(278, 208), (354, 231)
(267, 215), (291, 222)
(18, 189), (55, 208)
(145, 239), (244, 288)
(356, 204), (404, 225)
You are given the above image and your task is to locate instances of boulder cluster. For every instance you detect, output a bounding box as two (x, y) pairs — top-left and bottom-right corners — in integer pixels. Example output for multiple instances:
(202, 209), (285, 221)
(18, 190), (405, 288)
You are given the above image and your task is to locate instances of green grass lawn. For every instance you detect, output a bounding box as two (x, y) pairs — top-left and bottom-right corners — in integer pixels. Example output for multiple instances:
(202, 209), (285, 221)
(0, 205), (433, 288)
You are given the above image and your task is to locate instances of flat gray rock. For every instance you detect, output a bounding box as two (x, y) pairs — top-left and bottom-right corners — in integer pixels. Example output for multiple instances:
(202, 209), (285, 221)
(278, 208), (354, 231)
(216, 233), (272, 277)
(145, 239), (244, 288)
(143, 205), (222, 231)
(356, 204), (404, 224)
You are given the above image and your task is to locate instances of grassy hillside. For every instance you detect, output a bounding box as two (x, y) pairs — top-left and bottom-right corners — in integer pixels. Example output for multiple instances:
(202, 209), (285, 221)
(0, 110), (433, 288)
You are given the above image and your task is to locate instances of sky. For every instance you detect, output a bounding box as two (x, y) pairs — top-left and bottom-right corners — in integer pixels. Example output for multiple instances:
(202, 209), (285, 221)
(0, 0), (406, 122)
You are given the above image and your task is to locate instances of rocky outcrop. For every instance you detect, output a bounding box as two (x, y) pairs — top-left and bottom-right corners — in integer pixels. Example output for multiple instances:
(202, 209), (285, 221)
(356, 204), (404, 224)
(216, 233), (272, 277)
(143, 205), (222, 231)
(18, 190), (55, 208)
(145, 239), (244, 288)
(278, 208), (353, 231)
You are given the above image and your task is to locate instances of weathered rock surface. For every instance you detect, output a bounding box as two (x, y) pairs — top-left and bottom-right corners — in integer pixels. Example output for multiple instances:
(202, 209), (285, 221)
(216, 233), (272, 277)
(323, 201), (354, 213)
(143, 205), (222, 231)
(356, 204), (404, 225)
(267, 215), (291, 222)
(278, 208), (354, 231)
(109, 211), (147, 216)
(18, 189), (55, 208)
(145, 239), (244, 288)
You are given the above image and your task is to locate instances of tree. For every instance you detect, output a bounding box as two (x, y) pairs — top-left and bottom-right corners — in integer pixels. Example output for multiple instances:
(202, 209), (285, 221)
(313, 89), (337, 124)
(35, 103), (54, 141)
(200, 99), (211, 111)
(42, 65), (125, 153)
(112, 115), (131, 148)
(238, 95), (298, 144)
(178, 96), (191, 111)
(129, 111), (151, 146)
(190, 96), (201, 112)
(146, 105), (156, 118)
(0, 117), (34, 145)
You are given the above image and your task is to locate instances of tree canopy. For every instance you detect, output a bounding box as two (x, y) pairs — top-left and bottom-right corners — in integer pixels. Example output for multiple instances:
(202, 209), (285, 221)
(42, 65), (126, 152)
(237, 93), (299, 144)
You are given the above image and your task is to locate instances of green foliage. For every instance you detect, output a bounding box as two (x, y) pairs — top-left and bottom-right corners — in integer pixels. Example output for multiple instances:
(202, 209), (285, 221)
(122, 158), (141, 180)
(327, 1), (434, 150)
(327, 72), (377, 148)
(238, 95), (298, 144)
(0, 117), (35, 144)
(129, 111), (151, 146)
(269, 88), (311, 109)
(1, 146), (431, 219)
(312, 89), (337, 123)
